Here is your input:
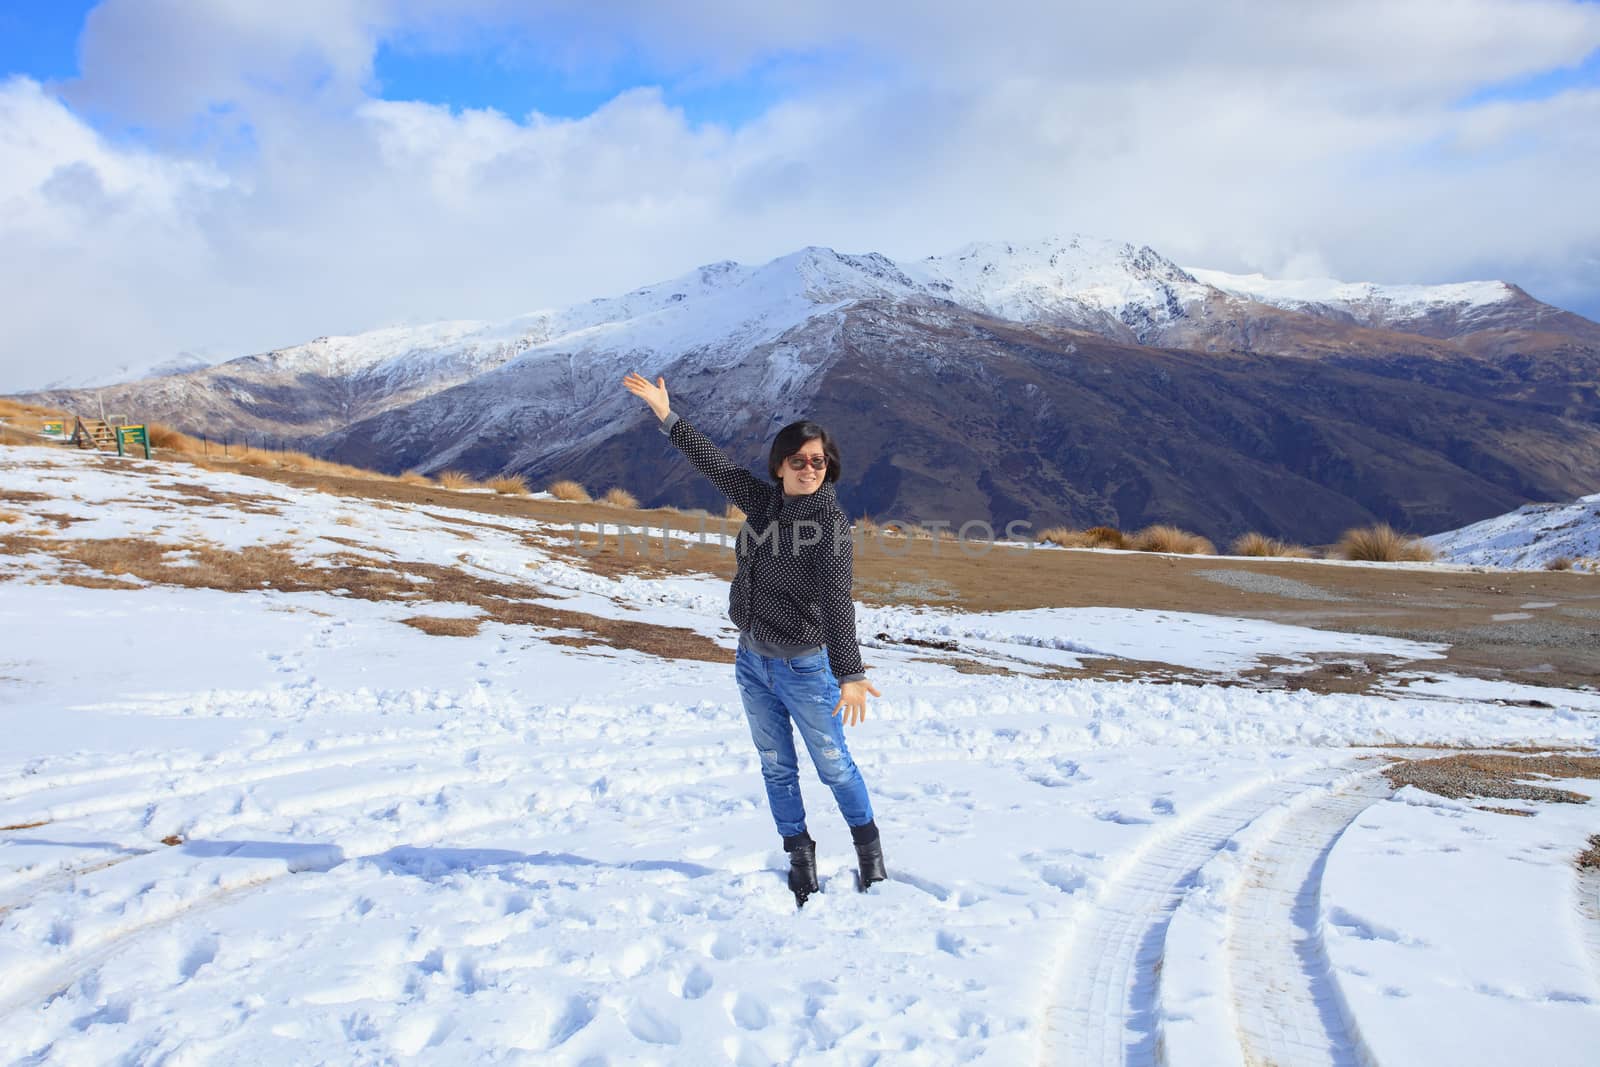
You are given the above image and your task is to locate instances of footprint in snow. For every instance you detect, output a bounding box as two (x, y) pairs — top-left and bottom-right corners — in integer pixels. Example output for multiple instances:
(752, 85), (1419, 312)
(625, 1003), (682, 1045)
(675, 963), (714, 1000)
(707, 931), (740, 961)
(545, 995), (596, 1049)
(728, 991), (771, 1030)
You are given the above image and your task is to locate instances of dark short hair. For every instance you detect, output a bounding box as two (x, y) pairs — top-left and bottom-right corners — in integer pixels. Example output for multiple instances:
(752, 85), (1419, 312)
(768, 420), (841, 484)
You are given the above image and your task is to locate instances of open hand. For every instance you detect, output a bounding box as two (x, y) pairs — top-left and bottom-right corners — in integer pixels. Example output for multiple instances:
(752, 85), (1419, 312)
(833, 678), (882, 727)
(623, 372), (671, 421)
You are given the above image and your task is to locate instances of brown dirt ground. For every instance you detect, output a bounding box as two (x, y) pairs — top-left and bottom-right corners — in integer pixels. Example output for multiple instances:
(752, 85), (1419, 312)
(8, 449), (1600, 697)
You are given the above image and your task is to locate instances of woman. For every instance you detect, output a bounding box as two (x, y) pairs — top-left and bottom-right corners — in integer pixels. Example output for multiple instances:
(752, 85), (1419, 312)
(622, 371), (886, 906)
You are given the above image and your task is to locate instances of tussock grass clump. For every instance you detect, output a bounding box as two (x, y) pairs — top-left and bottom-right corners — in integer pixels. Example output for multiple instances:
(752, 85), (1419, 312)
(486, 474), (531, 496)
(398, 472), (433, 487)
(1083, 525), (1127, 549)
(0, 510), (21, 524)
(1545, 556), (1575, 572)
(725, 503), (746, 522)
(1037, 526), (1090, 548)
(547, 479), (591, 503)
(1230, 532), (1314, 558)
(145, 423), (204, 454)
(1336, 524), (1437, 563)
(1131, 524), (1216, 555)
(602, 487), (639, 508)
(436, 470), (479, 490)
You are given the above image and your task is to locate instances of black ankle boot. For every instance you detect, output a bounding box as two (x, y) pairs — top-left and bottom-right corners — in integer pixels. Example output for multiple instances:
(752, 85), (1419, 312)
(851, 821), (887, 890)
(783, 831), (819, 906)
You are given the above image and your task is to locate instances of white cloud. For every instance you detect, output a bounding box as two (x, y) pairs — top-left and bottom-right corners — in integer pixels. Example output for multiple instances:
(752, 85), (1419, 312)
(3, 1), (1600, 390)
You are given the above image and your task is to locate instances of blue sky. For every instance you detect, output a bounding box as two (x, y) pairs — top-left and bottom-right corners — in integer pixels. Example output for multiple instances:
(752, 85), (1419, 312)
(5, 2), (1593, 128)
(1, 1), (1599, 388)
(0, 0), (872, 128)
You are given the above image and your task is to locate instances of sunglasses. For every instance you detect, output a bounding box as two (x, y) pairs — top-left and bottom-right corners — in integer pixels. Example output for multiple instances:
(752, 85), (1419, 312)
(784, 454), (828, 471)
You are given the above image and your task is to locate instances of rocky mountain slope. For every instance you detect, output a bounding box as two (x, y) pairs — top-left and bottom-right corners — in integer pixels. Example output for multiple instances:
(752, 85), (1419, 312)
(16, 236), (1600, 543)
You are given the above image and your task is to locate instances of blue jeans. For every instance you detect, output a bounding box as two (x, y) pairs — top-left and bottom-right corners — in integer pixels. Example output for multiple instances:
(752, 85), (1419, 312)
(733, 640), (875, 838)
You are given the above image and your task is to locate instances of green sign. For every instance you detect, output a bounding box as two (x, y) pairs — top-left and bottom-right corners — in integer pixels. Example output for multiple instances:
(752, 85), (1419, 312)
(116, 424), (150, 458)
(42, 420), (64, 435)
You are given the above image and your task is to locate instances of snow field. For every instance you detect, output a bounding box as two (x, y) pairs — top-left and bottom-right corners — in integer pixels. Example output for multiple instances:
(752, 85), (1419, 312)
(3, 445), (1600, 1063)
(1319, 785), (1600, 1066)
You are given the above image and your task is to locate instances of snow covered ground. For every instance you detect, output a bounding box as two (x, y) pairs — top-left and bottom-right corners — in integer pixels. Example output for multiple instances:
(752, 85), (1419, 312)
(2, 444), (1598, 1065)
(1428, 492), (1600, 571)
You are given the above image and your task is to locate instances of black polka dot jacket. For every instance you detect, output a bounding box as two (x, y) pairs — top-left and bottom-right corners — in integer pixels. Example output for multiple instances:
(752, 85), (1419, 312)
(658, 411), (868, 683)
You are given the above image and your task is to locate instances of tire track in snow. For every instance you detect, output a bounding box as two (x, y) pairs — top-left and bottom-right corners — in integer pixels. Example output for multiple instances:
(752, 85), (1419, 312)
(1039, 760), (1359, 1067)
(1224, 772), (1391, 1067)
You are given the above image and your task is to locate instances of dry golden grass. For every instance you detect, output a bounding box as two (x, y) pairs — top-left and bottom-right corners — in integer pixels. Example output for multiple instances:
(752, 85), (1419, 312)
(1037, 525), (1091, 548)
(399, 472), (433, 487)
(1580, 834), (1600, 870)
(1131, 524), (1217, 555)
(725, 503), (746, 522)
(0, 425), (33, 447)
(486, 474), (531, 496)
(1083, 525), (1127, 549)
(602, 487), (640, 508)
(146, 424), (195, 451)
(1336, 523), (1437, 563)
(400, 615), (483, 637)
(0, 510), (21, 525)
(99, 417), (404, 483)
(0, 397), (69, 447)
(547, 479), (592, 503)
(436, 470), (479, 490)
(1545, 556), (1574, 572)
(1230, 531), (1314, 558)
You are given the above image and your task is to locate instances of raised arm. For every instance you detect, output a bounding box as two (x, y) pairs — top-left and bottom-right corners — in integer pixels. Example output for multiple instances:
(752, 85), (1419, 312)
(623, 372), (775, 517)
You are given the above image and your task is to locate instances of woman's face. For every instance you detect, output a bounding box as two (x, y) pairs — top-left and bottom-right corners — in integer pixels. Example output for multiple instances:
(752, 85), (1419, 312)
(779, 438), (828, 496)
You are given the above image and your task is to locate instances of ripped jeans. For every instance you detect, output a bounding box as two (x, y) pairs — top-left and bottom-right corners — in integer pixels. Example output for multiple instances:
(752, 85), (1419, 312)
(733, 639), (875, 839)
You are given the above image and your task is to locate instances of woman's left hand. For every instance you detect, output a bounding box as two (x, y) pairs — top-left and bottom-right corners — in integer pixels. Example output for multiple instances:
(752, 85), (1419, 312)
(833, 679), (882, 727)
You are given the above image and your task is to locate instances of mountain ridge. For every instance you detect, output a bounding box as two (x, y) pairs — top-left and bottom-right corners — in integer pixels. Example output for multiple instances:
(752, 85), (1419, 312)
(13, 234), (1599, 543)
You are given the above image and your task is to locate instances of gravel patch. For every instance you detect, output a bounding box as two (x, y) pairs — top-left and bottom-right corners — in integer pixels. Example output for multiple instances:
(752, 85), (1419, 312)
(1385, 753), (1600, 805)
(1194, 568), (1352, 602)
(1364, 619), (1600, 653)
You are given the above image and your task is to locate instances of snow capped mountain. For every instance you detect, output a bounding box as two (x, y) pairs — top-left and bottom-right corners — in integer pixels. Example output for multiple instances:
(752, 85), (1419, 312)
(1187, 269), (1514, 315)
(1186, 267), (1552, 340)
(38, 236), (1577, 403)
(17, 233), (1600, 546)
(1427, 492), (1600, 570)
(232, 318), (542, 405)
(911, 236), (1213, 343)
(39, 351), (221, 391)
